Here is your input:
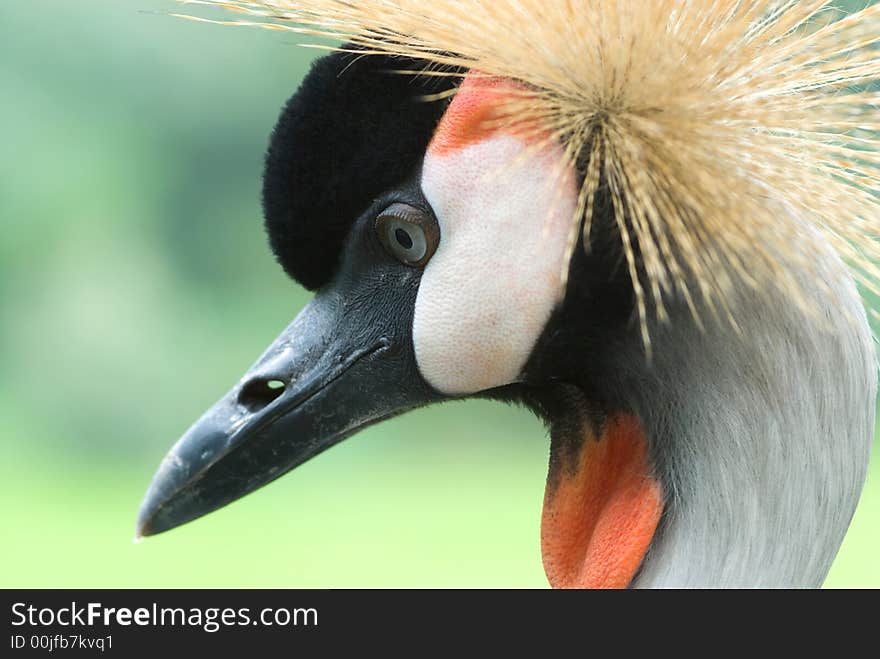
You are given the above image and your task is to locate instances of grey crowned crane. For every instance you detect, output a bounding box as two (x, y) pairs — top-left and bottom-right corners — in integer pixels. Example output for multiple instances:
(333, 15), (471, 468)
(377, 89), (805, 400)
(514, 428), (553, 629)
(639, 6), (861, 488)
(136, 1), (880, 588)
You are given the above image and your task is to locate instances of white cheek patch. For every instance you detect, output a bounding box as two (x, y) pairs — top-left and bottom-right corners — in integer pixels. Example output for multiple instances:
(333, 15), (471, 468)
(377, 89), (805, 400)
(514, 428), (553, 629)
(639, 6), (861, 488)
(413, 136), (577, 395)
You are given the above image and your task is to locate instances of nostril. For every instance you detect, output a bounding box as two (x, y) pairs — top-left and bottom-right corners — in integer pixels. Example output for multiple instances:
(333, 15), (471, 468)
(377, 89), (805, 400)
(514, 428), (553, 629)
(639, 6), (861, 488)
(239, 378), (287, 412)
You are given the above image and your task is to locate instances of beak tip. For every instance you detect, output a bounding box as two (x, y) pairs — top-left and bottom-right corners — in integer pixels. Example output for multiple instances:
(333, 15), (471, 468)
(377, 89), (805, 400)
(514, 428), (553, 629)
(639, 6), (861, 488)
(135, 485), (186, 539)
(134, 501), (159, 540)
(135, 444), (203, 539)
(135, 504), (182, 539)
(135, 476), (180, 540)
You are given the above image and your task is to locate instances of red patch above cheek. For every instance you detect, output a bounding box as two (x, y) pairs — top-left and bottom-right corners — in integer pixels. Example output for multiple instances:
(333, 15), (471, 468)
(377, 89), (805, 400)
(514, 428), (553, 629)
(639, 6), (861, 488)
(428, 75), (537, 156)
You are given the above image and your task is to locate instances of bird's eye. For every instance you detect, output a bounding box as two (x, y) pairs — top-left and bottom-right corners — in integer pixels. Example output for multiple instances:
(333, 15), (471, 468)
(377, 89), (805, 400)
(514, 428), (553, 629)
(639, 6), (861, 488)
(375, 202), (440, 267)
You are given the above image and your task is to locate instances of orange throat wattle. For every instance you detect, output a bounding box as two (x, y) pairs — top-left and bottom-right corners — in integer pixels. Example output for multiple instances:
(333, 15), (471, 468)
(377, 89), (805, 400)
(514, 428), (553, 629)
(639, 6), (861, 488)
(541, 413), (664, 589)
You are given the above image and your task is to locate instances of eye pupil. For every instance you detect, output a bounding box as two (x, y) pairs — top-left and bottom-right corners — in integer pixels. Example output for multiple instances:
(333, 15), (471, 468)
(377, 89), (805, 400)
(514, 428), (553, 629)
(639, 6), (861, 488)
(394, 228), (414, 250)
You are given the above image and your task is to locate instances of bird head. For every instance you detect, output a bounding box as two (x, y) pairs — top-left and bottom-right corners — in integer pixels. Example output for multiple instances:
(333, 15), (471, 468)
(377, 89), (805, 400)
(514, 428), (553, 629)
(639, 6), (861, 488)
(136, 51), (660, 587)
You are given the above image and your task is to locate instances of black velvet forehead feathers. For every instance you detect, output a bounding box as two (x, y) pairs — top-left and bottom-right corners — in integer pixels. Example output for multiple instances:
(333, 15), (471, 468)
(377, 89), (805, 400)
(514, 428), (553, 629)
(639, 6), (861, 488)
(262, 48), (461, 290)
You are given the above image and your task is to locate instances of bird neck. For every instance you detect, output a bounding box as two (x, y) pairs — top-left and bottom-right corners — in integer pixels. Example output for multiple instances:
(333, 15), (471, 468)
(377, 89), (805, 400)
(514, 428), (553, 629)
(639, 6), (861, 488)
(525, 244), (874, 588)
(608, 278), (873, 588)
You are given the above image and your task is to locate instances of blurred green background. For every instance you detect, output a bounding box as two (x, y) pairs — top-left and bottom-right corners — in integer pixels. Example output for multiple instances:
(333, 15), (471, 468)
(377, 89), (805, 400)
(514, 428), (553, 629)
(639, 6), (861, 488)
(0, 0), (876, 588)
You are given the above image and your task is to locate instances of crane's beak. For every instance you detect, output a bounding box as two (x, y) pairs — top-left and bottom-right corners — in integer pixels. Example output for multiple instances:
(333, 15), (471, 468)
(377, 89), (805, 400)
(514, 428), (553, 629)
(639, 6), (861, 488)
(135, 286), (438, 538)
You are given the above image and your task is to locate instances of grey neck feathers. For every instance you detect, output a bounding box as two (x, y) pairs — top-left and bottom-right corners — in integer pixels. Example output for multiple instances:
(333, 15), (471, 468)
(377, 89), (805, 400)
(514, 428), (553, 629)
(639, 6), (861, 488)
(617, 250), (876, 588)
